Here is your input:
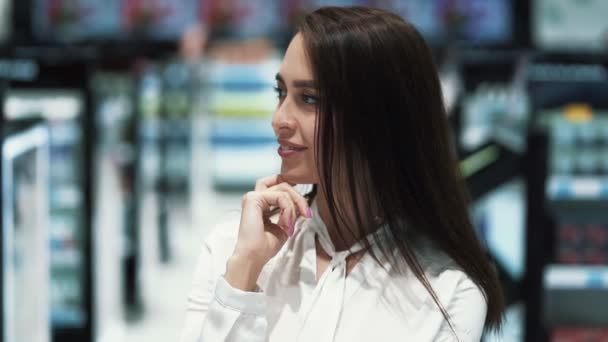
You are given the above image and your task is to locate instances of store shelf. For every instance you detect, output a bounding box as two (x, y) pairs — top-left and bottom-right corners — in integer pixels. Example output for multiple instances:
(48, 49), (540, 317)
(544, 265), (608, 326)
(546, 176), (608, 220)
(547, 176), (608, 200)
(545, 265), (608, 289)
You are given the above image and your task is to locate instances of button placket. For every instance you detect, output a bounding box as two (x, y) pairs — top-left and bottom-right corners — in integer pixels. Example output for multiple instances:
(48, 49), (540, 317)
(297, 200), (390, 341)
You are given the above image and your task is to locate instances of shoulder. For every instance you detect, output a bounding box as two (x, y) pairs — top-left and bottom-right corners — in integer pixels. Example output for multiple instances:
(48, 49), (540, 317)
(435, 269), (487, 340)
(388, 258), (485, 311)
(413, 240), (488, 324)
(406, 233), (486, 308)
(421, 260), (488, 340)
(431, 268), (487, 318)
(383, 238), (487, 339)
(385, 264), (487, 340)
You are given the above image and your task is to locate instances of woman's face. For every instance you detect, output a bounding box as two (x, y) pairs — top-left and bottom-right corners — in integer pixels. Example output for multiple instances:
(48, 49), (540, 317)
(272, 33), (319, 184)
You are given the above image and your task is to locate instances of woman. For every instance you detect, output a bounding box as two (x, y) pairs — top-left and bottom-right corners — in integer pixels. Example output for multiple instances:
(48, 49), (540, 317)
(180, 6), (504, 342)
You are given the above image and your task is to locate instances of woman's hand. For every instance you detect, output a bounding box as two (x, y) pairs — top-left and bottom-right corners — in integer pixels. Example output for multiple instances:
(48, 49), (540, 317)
(224, 175), (312, 291)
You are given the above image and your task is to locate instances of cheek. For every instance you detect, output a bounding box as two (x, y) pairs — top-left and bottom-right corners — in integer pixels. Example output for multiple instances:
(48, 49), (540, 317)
(302, 126), (318, 165)
(301, 116), (317, 147)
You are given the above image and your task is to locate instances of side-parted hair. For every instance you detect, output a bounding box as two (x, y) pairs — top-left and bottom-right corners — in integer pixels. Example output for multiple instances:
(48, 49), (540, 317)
(299, 6), (504, 332)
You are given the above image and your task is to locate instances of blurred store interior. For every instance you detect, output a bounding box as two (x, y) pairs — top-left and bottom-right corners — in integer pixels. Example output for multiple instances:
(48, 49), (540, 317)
(1, 0), (608, 341)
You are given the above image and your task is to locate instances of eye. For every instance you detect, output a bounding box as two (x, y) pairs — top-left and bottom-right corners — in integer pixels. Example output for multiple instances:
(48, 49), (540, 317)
(301, 94), (318, 105)
(273, 86), (287, 98)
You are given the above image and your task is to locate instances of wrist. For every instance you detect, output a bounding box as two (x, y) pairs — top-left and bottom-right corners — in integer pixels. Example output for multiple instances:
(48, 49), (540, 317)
(224, 254), (264, 292)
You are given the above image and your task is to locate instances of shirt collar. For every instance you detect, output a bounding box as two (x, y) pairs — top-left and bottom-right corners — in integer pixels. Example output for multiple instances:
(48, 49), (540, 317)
(306, 199), (388, 260)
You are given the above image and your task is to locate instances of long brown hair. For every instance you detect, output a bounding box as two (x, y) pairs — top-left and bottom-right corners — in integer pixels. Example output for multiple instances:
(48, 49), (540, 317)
(298, 6), (504, 331)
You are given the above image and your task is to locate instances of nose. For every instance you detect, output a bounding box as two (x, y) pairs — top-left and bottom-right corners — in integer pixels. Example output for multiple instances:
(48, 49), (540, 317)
(272, 100), (296, 137)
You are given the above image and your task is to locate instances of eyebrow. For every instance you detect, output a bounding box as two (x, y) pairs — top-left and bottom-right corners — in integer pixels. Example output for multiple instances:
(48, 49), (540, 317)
(275, 73), (315, 89)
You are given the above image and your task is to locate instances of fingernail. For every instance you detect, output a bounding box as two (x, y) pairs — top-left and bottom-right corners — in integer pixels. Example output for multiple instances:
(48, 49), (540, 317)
(306, 207), (313, 218)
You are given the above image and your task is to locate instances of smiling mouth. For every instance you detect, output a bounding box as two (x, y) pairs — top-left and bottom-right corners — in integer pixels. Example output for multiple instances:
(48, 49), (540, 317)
(278, 144), (307, 158)
(279, 144), (307, 151)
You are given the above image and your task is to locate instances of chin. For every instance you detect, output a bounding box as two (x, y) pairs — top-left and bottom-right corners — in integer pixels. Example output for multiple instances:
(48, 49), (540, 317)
(280, 165), (317, 184)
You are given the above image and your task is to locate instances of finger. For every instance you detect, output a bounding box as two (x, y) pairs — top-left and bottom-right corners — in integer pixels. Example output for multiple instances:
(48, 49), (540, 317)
(243, 191), (296, 235)
(266, 182), (311, 218)
(254, 174), (295, 191)
(273, 192), (297, 236)
(254, 175), (281, 191)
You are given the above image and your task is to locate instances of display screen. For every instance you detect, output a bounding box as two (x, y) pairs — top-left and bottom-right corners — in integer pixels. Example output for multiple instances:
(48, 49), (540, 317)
(124, 0), (200, 40)
(33, 0), (200, 41)
(202, 0), (283, 39)
(533, 0), (608, 51)
(472, 178), (526, 280)
(295, 0), (370, 9)
(374, 0), (513, 45)
(33, 0), (124, 41)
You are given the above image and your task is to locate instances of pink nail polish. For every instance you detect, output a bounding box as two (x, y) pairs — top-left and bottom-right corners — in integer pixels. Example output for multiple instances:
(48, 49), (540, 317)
(307, 207), (313, 218)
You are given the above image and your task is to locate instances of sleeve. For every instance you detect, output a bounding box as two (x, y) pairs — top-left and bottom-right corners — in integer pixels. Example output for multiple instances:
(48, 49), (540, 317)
(178, 226), (270, 342)
(435, 277), (488, 342)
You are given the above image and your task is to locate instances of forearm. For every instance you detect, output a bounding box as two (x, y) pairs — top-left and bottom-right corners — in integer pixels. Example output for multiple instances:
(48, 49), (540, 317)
(224, 255), (264, 292)
(201, 275), (268, 342)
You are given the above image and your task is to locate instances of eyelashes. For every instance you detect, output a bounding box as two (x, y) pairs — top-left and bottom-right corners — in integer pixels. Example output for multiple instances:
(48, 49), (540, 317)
(273, 86), (287, 98)
(301, 94), (317, 105)
(273, 86), (318, 105)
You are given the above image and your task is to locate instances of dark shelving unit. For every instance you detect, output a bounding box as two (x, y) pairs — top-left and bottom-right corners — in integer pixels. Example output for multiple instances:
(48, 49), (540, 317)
(5, 53), (96, 342)
(523, 53), (608, 342)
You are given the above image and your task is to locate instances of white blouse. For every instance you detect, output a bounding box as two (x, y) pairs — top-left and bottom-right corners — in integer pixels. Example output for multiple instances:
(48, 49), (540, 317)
(179, 202), (488, 342)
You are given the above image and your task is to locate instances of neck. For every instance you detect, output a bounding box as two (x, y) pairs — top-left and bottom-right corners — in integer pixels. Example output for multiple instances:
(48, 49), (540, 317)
(314, 185), (366, 251)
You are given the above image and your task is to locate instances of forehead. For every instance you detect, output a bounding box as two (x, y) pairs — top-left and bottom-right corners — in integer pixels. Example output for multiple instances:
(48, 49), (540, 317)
(278, 33), (313, 81)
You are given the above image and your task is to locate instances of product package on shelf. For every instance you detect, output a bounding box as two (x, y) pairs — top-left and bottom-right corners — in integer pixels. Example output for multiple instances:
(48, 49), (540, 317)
(552, 327), (608, 342)
(47, 110), (87, 329)
(557, 222), (608, 264)
(460, 82), (529, 153)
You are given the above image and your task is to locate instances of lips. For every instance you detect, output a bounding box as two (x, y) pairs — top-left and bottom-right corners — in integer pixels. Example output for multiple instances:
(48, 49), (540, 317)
(279, 144), (306, 151)
(278, 140), (307, 150)
(278, 140), (307, 157)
